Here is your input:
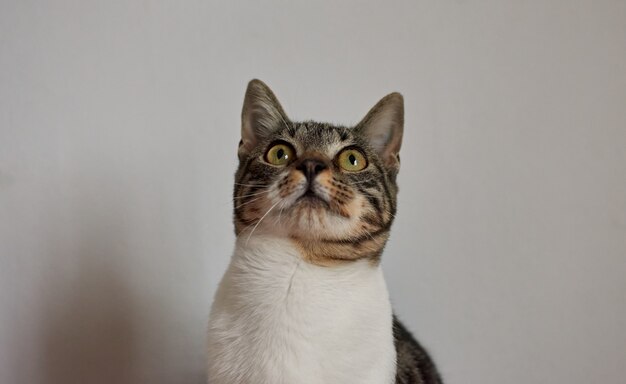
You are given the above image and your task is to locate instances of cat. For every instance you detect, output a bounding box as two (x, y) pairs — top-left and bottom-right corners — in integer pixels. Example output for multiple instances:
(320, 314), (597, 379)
(207, 79), (443, 384)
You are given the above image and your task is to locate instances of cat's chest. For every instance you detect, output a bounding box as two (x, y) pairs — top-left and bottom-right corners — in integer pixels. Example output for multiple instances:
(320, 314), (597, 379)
(207, 235), (396, 384)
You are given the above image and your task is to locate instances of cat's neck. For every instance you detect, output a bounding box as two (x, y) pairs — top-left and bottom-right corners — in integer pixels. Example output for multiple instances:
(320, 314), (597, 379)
(229, 233), (378, 285)
(207, 233), (397, 384)
(235, 230), (390, 267)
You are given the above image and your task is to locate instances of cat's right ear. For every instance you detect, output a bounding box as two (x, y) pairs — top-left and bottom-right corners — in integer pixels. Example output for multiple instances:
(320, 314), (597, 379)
(239, 79), (290, 157)
(355, 92), (404, 171)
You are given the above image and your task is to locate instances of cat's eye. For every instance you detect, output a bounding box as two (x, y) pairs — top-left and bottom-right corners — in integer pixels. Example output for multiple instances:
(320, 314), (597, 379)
(265, 143), (295, 166)
(337, 148), (367, 172)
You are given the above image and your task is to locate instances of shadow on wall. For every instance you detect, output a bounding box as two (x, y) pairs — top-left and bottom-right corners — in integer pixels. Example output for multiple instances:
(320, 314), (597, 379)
(39, 193), (136, 384)
(33, 173), (207, 383)
(41, 263), (135, 383)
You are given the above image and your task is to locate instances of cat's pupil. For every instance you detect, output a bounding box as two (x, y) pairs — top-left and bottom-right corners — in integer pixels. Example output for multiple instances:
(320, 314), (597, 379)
(349, 154), (356, 165)
(277, 148), (284, 159)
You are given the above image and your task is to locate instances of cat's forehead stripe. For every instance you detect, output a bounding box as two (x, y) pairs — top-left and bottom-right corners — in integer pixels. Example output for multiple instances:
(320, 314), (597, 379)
(277, 122), (356, 155)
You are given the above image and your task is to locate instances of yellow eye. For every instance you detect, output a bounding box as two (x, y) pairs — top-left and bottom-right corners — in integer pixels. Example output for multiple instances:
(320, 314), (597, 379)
(338, 148), (367, 172)
(265, 143), (295, 166)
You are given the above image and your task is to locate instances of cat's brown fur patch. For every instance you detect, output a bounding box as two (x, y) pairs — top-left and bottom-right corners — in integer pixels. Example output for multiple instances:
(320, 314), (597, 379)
(290, 230), (390, 267)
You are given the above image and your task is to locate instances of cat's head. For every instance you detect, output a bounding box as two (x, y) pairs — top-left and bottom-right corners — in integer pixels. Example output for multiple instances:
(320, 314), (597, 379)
(233, 79), (403, 264)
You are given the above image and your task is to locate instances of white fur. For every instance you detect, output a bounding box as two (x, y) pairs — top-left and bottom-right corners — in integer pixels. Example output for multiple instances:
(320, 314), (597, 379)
(207, 234), (396, 384)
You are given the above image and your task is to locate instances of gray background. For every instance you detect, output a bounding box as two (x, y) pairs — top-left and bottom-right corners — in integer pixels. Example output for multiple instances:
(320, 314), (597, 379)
(1, 1), (625, 383)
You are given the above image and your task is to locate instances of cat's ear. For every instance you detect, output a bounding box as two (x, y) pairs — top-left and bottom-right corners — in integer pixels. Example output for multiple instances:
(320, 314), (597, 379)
(355, 92), (404, 169)
(239, 79), (290, 155)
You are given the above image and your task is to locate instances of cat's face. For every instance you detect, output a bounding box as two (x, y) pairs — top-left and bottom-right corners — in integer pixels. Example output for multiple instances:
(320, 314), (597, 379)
(233, 80), (403, 264)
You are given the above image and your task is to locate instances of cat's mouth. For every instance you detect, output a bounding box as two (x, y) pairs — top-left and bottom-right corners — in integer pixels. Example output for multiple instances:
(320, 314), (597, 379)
(298, 190), (325, 202)
(302, 189), (319, 199)
(295, 190), (330, 208)
(280, 178), (351, 220)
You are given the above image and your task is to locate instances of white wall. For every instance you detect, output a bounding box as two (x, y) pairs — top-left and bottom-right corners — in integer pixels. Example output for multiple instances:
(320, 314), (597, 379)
(1, 1), (625, 383)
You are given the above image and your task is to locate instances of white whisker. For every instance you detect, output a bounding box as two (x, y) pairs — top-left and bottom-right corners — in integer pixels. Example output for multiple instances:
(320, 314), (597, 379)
(233, 194), (267, 209)
(274, 201), (287, 226)
(246, 200), (281, 245)
(358, 224), (375, 241)
(234, 190), (270, 199)
(234, 182), (269, 187)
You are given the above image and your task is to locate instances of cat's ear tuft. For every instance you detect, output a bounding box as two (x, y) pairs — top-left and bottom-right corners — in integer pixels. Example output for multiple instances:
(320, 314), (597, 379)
(356, 92), (404, 169)
(240, 79), (290, 155)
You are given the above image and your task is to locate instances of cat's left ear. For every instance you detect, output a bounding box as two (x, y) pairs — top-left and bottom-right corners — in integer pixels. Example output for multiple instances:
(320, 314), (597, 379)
(355, 92), (404, 170)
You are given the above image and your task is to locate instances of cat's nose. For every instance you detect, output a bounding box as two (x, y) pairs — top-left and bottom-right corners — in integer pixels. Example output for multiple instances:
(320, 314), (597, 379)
(296, 159), (328, 180)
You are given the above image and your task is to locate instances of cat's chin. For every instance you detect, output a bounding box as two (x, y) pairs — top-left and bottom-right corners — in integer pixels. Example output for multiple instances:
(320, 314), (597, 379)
(278, 204), (354, 241)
